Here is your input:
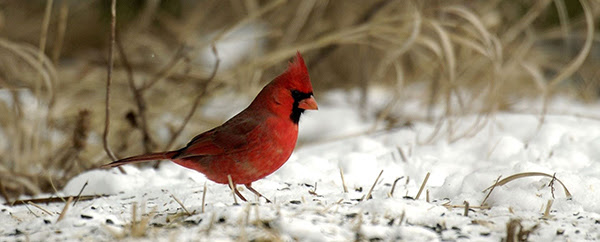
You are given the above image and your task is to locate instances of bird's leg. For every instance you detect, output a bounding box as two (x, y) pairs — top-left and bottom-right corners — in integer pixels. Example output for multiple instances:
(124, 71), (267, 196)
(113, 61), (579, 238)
(245, 184), (272, 203)
(234, 187), (247, 202)
(228, 183), (247, 202)
(227, 175), (247, 203)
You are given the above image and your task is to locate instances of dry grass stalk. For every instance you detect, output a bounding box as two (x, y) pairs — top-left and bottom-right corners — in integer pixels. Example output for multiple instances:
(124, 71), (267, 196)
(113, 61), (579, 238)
(361, 170), (383, 202)
(27, 201), (53, 216)
(505, 218), (538, 242)
(129, 202), (157, 238)
(415, 172), (430, 200)
(73, 181), (88, 206)
(542, 199), (554, 219)
(388, 176), (404, 198)
(442, 202), (489, 210)
(51, 0), (69, 64)
(339, 167), (348, 193)
(201, 182), (207, 213)
(480, 175), (502, 207)
(56, 196), (73, 222)
(397, 146), (408, 163)
(482, 172), (572, 199)
(170, 193), (192, 216)
(47, 175), (66, 203)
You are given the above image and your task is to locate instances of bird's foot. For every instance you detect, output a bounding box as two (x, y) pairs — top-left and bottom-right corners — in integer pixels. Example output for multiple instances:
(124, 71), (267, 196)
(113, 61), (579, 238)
(245, 184), (272, 203)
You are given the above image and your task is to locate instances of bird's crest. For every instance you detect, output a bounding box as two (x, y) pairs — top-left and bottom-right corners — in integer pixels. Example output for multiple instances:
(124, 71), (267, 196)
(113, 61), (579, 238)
(275, 52), (313, 93)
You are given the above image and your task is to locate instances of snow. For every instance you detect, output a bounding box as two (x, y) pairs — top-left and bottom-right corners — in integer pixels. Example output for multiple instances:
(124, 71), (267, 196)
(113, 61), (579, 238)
(3, 90), (600, 241)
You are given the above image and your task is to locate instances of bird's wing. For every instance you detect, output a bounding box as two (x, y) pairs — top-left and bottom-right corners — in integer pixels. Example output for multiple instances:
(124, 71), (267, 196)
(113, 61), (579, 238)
(173, 114), (262, 159)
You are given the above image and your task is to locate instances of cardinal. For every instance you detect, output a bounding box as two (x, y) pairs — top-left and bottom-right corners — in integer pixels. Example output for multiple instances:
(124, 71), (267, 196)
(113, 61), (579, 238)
(101, 52), (317, 202)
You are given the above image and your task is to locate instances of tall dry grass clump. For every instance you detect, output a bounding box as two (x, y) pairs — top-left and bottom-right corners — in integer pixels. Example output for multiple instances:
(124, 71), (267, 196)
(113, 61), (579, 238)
(0, 0), (598, 201)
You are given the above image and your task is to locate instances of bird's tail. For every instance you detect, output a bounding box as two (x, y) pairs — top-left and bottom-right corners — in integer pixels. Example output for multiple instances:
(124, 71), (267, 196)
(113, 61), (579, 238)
(99, 150), (180, 168)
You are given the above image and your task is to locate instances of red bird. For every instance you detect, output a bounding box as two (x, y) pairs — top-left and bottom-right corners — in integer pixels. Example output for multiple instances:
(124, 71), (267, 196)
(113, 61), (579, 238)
(101, 52), (317, 202)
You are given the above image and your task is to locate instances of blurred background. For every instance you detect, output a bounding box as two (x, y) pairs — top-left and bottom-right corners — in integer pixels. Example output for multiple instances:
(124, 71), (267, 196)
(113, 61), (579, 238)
(0, 0), (598, 202)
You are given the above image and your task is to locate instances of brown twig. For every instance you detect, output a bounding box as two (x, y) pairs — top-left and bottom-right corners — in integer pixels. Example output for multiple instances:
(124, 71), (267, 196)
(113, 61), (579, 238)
(103, 0), (119, 159)
(164, 45), (220, 151)
(6, 195), (109, 206)
(548, 172), (557, 199)
(116, 32), (155, 154)
(102, 0), (126, 174)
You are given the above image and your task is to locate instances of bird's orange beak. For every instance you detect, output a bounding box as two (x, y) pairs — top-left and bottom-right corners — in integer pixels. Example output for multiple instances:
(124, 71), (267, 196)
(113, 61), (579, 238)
(298, 96), (318, 110)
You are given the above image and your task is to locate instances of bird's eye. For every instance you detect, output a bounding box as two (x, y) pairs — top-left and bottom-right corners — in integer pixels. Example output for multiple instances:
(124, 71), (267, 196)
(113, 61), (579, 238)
(291, 90), (312, 101)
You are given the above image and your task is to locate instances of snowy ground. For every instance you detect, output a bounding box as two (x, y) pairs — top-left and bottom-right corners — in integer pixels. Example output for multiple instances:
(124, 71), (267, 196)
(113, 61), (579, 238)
(2, 90), (600, 241)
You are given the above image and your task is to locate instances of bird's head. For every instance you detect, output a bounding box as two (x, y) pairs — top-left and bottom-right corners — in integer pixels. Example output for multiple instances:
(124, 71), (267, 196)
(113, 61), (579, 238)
(253, 51), (318, 123)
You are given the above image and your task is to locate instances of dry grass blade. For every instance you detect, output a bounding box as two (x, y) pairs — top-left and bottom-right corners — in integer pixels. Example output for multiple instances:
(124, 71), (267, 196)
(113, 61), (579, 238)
(73, 181), (88, 206)
(129, 202), (157, 238)
(442, 202), (489, 210)
(339, 168), (348, 193)
(415, 172), (430, 200)
(502, 0), (552, 43)
(52, 0), (69, 64)
(56, 196), (73, 223)
(543, 199), (553, 219)
(202, 182), (207, 213)
(480, 175), (502, 207)
(388, 176), (404, 197)
(482, 172), (572, 199)
(361, 170), (383, 201)
(27, 201), (53, 216)
(48, 175), (66, 203)
(170, 193), (191, 216)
